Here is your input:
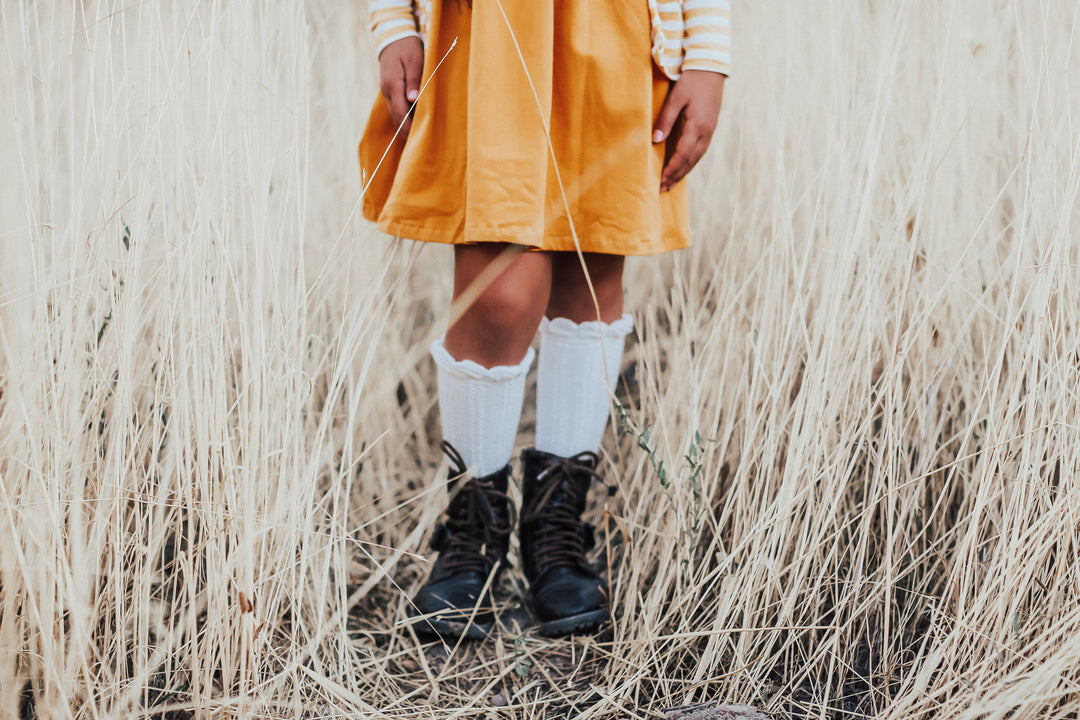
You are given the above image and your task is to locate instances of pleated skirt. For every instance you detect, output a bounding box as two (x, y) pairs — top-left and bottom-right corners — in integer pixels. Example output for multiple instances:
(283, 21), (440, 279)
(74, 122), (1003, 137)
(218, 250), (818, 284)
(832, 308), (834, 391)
(358, 0), (690, 255)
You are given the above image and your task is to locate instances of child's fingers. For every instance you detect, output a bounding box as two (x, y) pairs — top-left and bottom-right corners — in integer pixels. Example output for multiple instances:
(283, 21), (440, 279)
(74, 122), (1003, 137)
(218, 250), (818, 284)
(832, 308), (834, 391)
(656, 70), (724, 191)
(652, 86), (689, 144)
(393, 50), (423, 137)
(660, 123), (709, 192)
(404, 49), (422, 104)
(386, 60), (414, 134)
(659, 144), (692, 192)
(379, 63), (408, 127)
(388, 85), (411, 134)
(378, 37), (424, 135)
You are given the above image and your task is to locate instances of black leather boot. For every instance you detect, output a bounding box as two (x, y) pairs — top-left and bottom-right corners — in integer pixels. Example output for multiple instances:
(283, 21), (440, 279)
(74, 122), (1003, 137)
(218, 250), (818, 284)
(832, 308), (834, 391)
(520, 448), (616, 636)
(410, 442), (513, 639)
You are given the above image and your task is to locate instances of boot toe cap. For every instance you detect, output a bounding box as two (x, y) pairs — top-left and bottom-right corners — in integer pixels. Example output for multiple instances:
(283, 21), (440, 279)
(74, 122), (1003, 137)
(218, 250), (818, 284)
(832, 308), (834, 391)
(532, 567), (608, 624)
(410, 572), (496, 638)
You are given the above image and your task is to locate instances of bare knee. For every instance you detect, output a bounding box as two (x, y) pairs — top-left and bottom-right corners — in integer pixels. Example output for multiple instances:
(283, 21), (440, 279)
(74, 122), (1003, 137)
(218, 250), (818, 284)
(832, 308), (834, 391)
(467, 266), (549, 336)
(445, 245), (551, 367)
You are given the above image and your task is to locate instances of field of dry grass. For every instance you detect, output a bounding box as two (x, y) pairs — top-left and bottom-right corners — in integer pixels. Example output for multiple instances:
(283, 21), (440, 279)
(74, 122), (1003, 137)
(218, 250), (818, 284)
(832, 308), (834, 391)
(2, 1), (1079, 718)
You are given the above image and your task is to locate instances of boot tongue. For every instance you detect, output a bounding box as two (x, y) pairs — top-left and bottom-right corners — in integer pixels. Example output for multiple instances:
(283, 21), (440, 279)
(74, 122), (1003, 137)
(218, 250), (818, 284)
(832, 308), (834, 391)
(547, 471), (587, 515)
(548, 454), (597, 512)
(448, 469), (511, 534)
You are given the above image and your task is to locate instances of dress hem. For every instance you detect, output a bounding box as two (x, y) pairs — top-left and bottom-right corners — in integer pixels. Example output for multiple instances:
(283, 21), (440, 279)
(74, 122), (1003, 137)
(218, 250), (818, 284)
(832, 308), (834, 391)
(367, 212), (689, 257)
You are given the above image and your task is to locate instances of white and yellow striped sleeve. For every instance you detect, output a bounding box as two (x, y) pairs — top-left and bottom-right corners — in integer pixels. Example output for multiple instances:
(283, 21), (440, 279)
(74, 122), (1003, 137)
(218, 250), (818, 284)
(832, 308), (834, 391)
(653, 1), (686, 78)
(370, 0), (421, 57)
(682, 0), (731, 76)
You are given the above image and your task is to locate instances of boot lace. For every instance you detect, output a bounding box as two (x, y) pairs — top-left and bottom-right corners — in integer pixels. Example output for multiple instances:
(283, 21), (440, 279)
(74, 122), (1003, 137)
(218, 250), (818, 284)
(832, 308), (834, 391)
(436, 441), (514, 575)
(524, 452), (616, 570)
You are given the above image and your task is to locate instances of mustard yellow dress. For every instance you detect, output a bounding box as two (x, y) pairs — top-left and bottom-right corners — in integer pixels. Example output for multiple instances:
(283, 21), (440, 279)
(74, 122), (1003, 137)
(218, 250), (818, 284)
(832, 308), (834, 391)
(358, 0), (690, 256)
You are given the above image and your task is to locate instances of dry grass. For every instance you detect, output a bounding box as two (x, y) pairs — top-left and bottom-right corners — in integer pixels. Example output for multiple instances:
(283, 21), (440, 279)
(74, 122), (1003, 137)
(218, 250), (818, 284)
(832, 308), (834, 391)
(2, 1), (1079, 718)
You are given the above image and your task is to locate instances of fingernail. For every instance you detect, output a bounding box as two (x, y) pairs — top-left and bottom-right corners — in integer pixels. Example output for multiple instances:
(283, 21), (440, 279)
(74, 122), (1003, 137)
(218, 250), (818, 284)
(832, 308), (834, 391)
(653, 130), (664, 143)
(406, 90), (419, 102)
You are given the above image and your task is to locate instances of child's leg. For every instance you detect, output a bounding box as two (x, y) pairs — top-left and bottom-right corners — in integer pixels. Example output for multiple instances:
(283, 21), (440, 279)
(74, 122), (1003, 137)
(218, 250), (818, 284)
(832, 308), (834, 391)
(432, 244), (552, 476)
(544, 252), (625, 324)
(416, 243), (552, 639)
(521, 251), (630, 636)
(535, 252), (631, 457)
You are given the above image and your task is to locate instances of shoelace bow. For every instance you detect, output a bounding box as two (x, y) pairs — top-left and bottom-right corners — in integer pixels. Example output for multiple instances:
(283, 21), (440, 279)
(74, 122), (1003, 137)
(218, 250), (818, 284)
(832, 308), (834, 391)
(437, 441), (514, 574)
(525, 452), (617, 570)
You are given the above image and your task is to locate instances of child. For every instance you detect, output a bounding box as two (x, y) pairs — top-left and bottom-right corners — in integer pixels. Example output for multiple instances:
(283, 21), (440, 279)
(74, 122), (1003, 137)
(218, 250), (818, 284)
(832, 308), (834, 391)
(359, 0), (730, 638)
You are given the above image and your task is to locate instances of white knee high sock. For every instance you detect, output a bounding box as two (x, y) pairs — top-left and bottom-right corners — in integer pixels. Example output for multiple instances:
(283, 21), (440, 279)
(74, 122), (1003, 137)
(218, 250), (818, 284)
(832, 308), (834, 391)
(431, 338), (534, 477)
(535, 314), (633, 457)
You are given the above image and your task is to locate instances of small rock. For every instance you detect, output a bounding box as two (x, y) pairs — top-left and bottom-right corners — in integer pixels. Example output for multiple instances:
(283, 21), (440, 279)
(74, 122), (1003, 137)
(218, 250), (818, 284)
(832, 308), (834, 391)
(490, 690), (509, 707)
(663, 701), (769, 720)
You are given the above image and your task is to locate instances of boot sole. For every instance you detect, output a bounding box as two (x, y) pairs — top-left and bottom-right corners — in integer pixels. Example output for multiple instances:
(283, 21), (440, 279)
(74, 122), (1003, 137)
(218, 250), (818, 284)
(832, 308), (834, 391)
(537, 608), (609, 637)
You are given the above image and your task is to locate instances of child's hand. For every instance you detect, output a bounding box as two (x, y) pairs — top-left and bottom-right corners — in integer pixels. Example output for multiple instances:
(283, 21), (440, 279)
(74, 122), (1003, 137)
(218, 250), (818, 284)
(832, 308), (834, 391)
(379, 36), (424, 137)
(652, 70), (726, 192)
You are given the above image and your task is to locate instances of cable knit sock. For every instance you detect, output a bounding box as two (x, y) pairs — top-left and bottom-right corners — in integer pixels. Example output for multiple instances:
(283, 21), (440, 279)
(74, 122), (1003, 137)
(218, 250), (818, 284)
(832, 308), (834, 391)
(431, 338), (534, 477)
(535, 314), (633, 457)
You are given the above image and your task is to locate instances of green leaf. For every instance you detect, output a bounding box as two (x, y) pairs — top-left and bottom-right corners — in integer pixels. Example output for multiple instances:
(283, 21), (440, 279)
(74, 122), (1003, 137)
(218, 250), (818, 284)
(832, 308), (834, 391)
(97, 312), (112, 346)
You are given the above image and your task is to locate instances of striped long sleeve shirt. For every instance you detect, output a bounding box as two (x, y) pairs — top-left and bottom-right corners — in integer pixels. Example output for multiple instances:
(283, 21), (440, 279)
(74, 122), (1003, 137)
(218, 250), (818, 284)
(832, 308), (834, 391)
(369, 0), (731, 79)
